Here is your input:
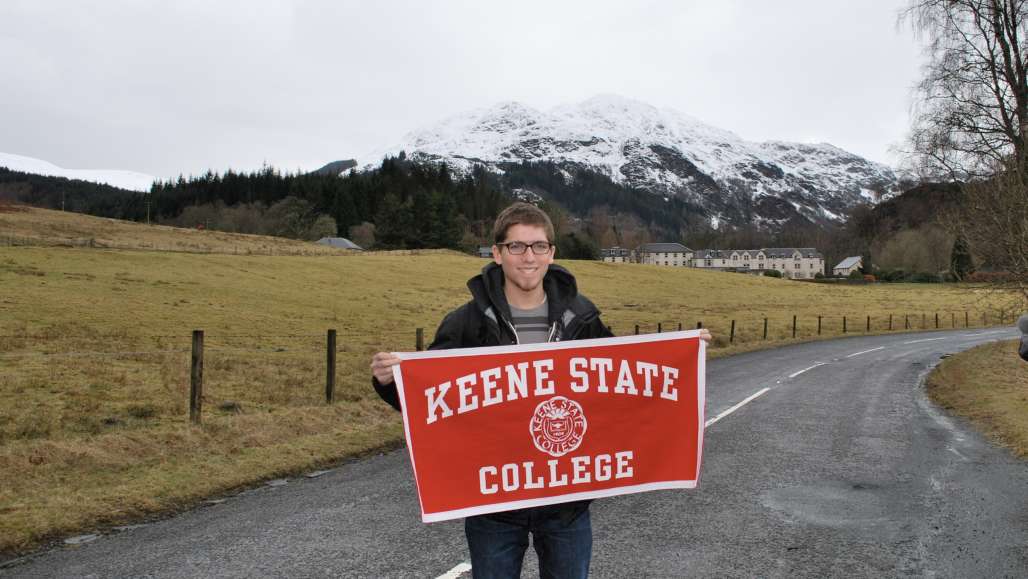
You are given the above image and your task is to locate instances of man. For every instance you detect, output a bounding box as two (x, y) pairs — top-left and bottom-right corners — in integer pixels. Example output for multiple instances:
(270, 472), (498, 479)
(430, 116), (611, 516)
(371, 202), (710, 578)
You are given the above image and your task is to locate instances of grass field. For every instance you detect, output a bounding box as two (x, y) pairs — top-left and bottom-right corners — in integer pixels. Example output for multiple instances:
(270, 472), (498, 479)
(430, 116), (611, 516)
(0, 206), (1024, 555)
(926, 340), (1028, 457)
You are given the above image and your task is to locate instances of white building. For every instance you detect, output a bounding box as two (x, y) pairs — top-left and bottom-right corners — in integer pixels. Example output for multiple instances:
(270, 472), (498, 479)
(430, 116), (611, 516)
(693, 247), (825, 279)
(833, 256), (863, 276)
(636, 243), (693, 267)
(600, 246), (632, 263)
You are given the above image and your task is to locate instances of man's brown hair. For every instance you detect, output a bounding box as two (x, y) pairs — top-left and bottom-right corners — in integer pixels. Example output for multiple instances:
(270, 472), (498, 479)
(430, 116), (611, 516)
(492, 202), (555, 244)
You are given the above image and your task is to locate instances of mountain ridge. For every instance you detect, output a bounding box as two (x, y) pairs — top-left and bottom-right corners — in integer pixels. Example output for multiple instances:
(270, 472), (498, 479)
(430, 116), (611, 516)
(0, 152), (155, 192)
(360, 95), (903, 228)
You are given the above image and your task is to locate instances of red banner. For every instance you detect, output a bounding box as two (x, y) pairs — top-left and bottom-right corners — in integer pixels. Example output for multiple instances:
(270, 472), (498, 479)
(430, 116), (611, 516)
(393, 331), (706, 522)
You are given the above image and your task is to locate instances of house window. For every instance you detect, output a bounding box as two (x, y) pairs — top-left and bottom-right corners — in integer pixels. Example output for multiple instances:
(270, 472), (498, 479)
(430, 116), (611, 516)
(705, 259), (712, 266)
(794, 263), (800, 269)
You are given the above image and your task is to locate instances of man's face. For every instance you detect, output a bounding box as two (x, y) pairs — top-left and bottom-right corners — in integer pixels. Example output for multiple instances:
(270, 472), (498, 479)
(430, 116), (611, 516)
(492, 223), (555, 295)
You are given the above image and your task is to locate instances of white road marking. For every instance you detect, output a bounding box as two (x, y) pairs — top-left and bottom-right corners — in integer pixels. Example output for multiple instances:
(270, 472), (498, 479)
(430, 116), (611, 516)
(436, 562), (472, 579)
(845, 346), (885, 358)
(947, 447), (968, 461)
(788, 362), (826, 378)
(903, 337), (948, 344)
(705, 388), (770, 428)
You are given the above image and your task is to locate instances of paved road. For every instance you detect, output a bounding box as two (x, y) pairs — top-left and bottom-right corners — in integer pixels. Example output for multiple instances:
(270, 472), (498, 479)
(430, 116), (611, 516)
(3, 328), (1026, 578)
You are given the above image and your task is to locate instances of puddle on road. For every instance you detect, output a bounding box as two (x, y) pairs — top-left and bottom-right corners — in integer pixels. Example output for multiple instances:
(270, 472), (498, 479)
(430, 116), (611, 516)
(761, 481), (902, 538)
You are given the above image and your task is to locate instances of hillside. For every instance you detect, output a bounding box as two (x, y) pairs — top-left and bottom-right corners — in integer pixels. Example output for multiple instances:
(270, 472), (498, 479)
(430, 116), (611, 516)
(0, 152), (155, 192)
(0, 205), (358, 255)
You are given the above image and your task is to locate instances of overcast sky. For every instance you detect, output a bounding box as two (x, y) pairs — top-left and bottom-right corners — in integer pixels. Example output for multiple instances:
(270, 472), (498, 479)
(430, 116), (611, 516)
(1, 0), (924, 180)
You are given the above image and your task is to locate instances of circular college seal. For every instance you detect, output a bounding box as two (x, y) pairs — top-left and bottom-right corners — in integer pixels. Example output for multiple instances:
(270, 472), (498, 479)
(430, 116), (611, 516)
(530, 396), (587, 457)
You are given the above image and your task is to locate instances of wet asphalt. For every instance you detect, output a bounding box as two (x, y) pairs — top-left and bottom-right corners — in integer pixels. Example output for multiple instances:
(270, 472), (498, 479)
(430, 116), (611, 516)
(2, 327), (1025, 578)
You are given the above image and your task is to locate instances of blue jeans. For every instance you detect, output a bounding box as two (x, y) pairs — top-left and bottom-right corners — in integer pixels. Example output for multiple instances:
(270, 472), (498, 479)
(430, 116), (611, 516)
(465, 503), (592, 579)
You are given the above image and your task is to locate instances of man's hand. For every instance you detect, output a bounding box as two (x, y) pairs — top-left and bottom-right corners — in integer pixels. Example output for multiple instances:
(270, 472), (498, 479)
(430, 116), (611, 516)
(371, 352), (401, 384)
(698, 329), (712, 343)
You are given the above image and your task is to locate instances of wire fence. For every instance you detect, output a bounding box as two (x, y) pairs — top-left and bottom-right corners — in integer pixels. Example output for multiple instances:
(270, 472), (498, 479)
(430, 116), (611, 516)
(0, 309), (1019, 442)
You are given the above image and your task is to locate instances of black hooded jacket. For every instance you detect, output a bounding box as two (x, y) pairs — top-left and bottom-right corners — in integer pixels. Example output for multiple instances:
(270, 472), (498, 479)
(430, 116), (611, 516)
(372, 262), (611, 523)
(373, 262), (613, 411)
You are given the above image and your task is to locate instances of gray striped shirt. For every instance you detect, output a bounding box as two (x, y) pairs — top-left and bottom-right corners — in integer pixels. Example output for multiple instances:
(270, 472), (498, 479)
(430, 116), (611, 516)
(510, 300), (549, 344)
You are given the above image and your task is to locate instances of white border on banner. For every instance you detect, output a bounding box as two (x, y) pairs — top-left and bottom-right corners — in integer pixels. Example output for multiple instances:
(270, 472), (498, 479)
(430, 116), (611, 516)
(390, 330), (706, 523)
(394, 329), (703, 361)
(422, 480), (697, 523)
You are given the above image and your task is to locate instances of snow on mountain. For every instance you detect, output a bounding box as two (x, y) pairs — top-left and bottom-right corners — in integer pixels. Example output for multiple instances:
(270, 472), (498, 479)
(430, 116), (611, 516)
(362, 95), (900, 227)
(0, 152), (155, 192)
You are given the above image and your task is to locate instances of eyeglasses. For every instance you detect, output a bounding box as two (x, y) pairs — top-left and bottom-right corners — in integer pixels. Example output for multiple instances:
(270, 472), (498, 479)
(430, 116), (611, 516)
(497, 241), (553, 255)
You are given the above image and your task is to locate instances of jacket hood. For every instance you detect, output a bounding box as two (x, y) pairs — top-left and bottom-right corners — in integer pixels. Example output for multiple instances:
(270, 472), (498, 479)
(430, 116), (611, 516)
(467, 262), (579, 324)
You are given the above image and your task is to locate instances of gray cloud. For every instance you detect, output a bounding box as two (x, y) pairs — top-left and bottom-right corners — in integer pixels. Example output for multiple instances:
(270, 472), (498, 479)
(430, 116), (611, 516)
(0, 0), (922, 179)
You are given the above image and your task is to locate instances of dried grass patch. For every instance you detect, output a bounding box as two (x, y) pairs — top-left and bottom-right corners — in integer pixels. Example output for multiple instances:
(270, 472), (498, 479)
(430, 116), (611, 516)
(926, 340), (1028, 458)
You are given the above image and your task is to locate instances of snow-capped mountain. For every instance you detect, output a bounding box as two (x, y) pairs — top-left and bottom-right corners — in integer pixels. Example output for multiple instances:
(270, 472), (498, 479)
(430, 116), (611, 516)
(0, 152), (155, 192)
(362, 95), (901, 227)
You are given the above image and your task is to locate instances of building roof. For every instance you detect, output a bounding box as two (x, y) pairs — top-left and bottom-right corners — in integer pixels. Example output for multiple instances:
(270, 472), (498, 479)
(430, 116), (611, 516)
(316, 237), (363, 250)
(761, 247), (823, 258)
(834, 256), (862, 270)
(637, 243), (692, 253)
(694, 247), (823, 259)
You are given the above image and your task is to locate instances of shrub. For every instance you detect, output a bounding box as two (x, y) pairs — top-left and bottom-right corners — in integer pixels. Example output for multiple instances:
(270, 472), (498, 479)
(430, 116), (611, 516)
(763, 270), (782, 278)
(965, 271), (1015, 284)
(878, 269), (907, 282)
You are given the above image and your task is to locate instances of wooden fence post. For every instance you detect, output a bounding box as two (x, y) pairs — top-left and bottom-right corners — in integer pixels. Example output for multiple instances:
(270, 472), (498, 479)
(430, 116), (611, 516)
(763, 318), (768, 340)
(951, 312), (955, 328)
(905, 314), (909, 330)
(817, 315), (822, 335)
(935, 313), (939, 329)
(657, 322), (662, 333)
(889, 314), (893, 330)
(792, 315), (797, 339)
(326, 329), (336, 404)
(678, 322), (682, 331)
(730, 320), (736, 343)
(416, 328), (425, 351)
(634, 324), (640, 335)
(866, 315), (870, 332)
(921, 313), (926, 329)
(696, 321), (703, 329)
(190, 330), (204, 425)
(983, 312), (987, 326)
(965, 311), (969, 327)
